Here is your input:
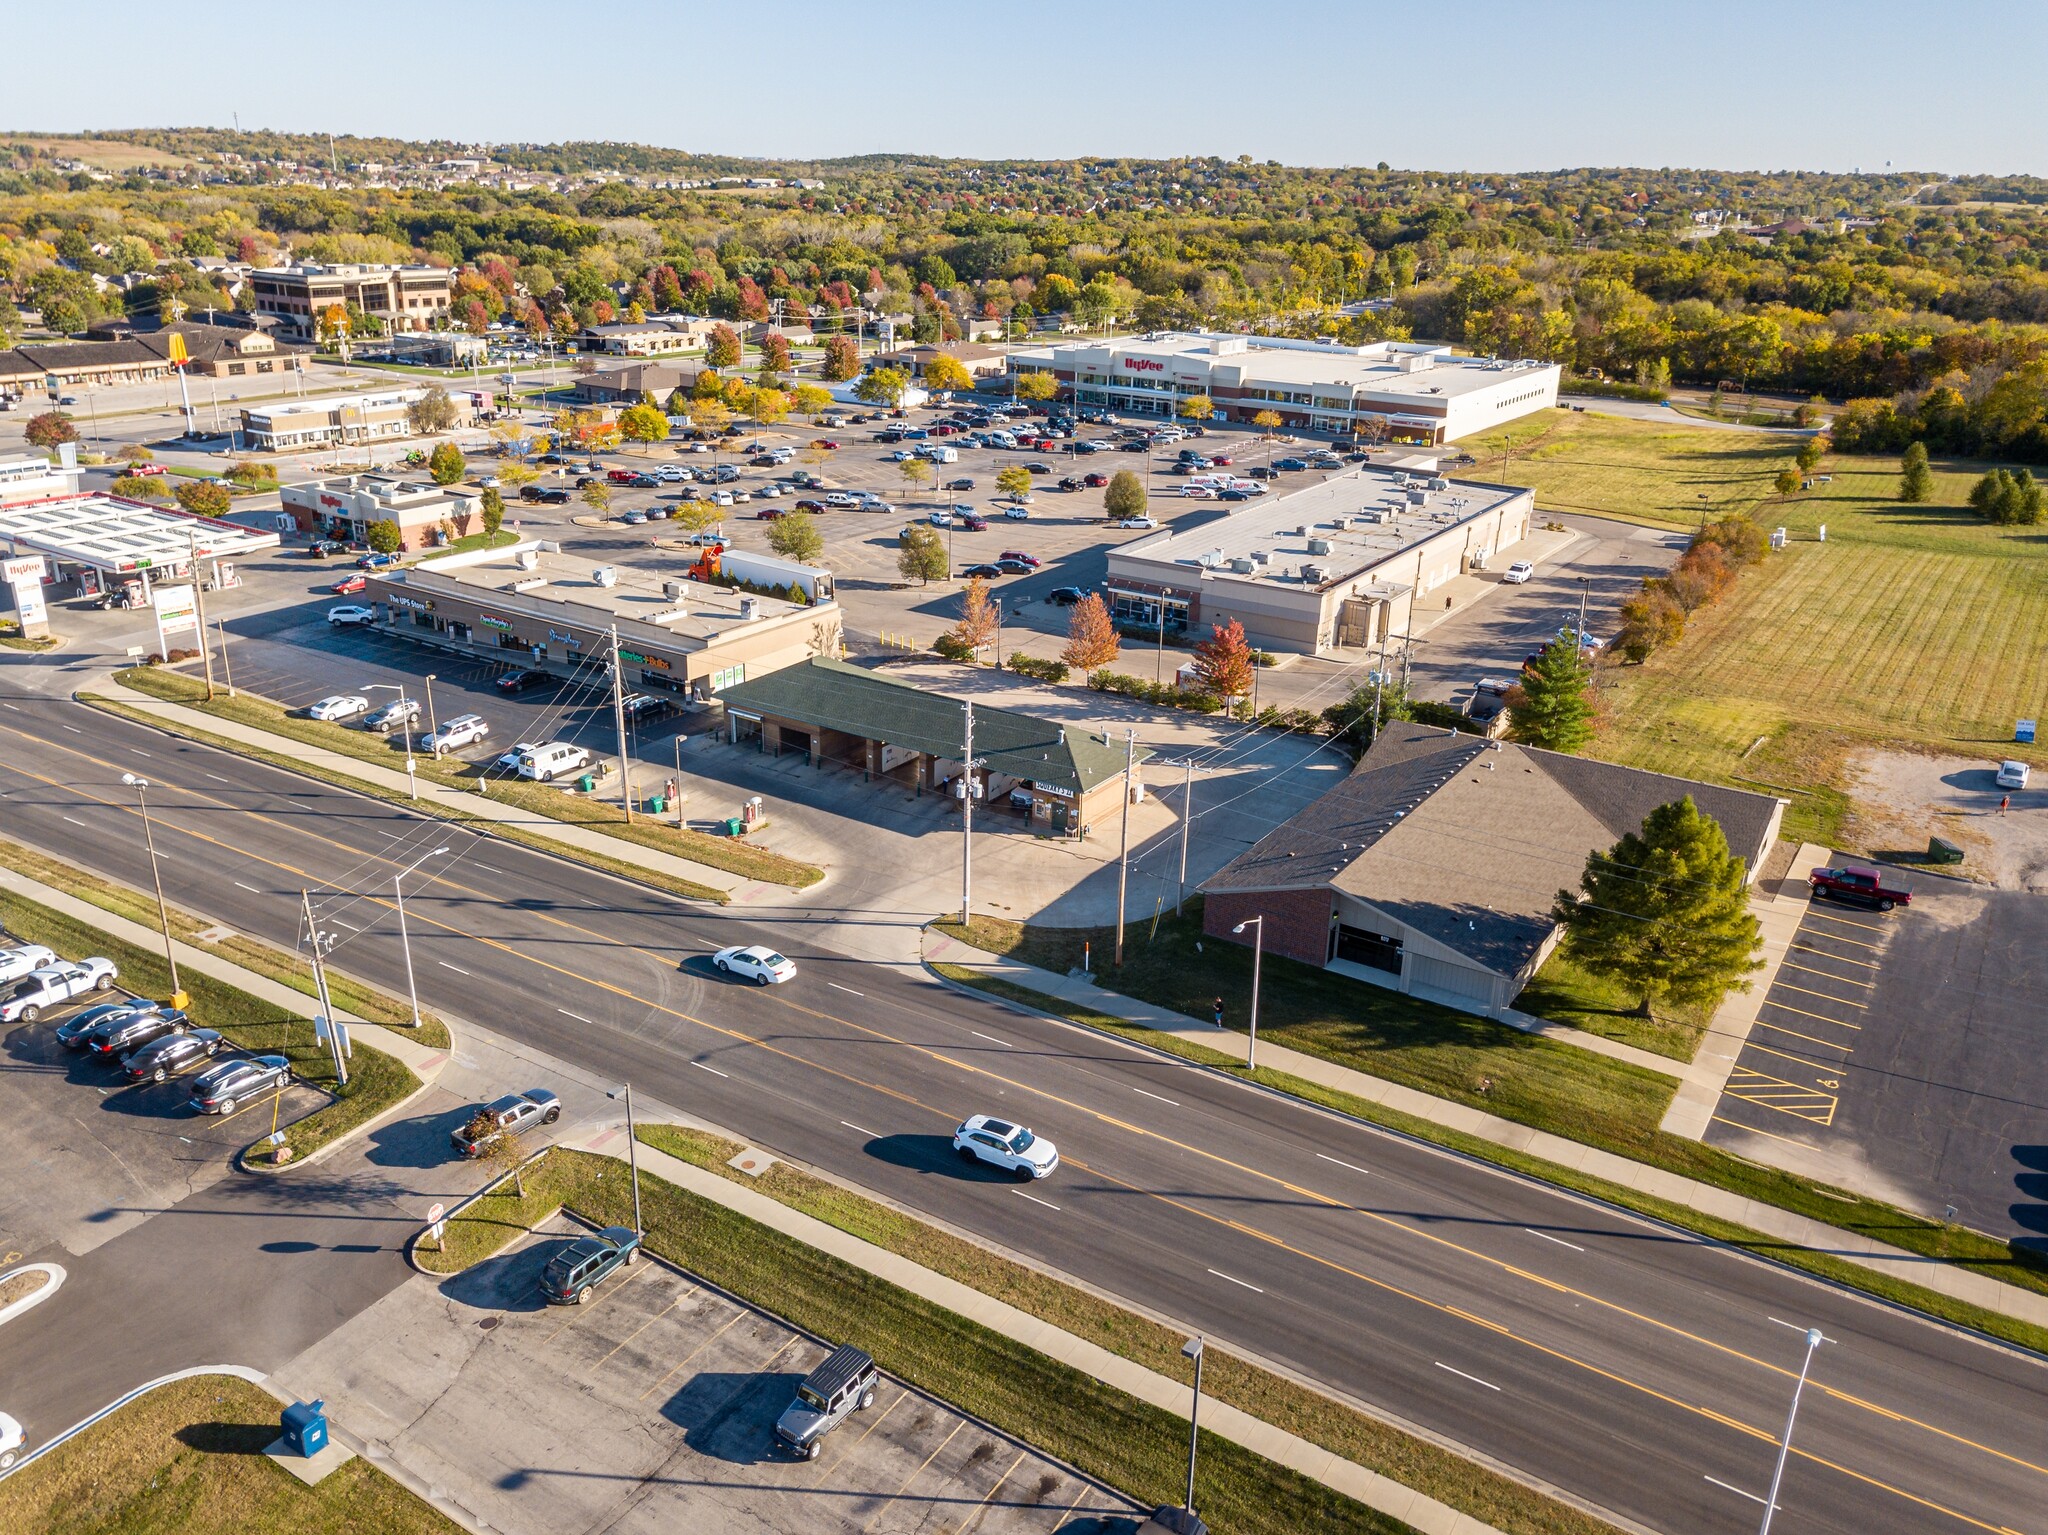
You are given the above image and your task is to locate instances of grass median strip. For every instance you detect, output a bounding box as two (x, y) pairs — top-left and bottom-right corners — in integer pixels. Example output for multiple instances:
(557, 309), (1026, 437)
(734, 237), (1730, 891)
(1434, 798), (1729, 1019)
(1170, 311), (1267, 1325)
(424, 1146), (1420, 1535)
(111, 666), (821, 890)
(0, 1373), (464, 1535)
(84, 690), (730, 907)
(0, 835), (449, 1050)
(637, 1123), (1621, 1535)
(930, 963), (2048, 1356)
(0, 890), (419, 1169)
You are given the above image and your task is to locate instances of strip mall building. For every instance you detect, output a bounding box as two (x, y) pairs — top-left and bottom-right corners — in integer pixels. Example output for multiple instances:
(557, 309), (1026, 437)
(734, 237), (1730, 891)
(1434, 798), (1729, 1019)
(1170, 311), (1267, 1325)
(1009, 333), (1559, 445)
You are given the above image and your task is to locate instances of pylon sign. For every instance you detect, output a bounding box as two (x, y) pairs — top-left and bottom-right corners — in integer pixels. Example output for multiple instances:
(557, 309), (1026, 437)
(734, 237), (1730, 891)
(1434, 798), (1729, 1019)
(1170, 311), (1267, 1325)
(167, 333), (189, 368)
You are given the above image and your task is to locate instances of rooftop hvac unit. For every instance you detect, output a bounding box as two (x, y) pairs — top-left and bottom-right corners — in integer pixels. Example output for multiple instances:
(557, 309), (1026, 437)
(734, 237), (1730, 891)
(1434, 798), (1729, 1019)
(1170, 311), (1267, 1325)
(511, 576), (548, 593)
(1426, 477), (1449, 490)
(663, 580), (683, 600)
(1294, 524), (1309, 536)
(1301, 563), (1327, 584)
(1307, 537), (1333, 555)
(1407, 488), (1428, 505)
(593, 566), (619, 587)
(515, 549), (540, 571)
(1251, 549), (1270, 566)
(1331, 515), (1353, 531)
(739, 596), (758, 619)
(1228, 556), (1257, 574)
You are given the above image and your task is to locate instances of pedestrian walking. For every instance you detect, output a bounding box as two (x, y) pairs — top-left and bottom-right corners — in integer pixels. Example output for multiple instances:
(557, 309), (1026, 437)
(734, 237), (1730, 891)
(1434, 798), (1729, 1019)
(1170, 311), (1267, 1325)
(1213, 996), (1225, 1029)
(1999, 794), (2010, 815)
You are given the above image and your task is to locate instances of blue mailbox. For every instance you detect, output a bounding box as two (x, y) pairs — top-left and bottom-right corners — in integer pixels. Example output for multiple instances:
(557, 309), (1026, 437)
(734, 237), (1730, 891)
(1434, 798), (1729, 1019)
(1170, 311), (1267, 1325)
(280, 1398), (328, 1458)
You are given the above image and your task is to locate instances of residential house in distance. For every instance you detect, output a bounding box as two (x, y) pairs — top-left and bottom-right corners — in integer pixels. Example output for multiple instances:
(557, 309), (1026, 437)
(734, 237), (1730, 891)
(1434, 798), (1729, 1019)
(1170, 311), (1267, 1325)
(872, 341), (1012, 384)
(249, 263), (455, 337)
(569, 361), (701, 406)
(0, 323), (311, 393)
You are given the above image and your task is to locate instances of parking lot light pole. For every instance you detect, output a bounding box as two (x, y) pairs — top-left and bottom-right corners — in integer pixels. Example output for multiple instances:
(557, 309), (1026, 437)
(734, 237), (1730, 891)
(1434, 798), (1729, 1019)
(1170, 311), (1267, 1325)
(610, 1082), (642, 1235)
(393, 845), (451, 1030)
(121, 774), (183, 1007)
(363, 682), (417, 796)
(1758, 1328), (1828, 1535)
(423, 673), (440, 755)
(1230, 916), (1263, 1072)
(1181, 1335), (1205, 1518)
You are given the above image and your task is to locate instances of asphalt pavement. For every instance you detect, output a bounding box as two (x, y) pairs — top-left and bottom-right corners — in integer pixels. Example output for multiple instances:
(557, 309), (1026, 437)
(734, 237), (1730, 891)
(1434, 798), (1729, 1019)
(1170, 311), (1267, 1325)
(2, 664), (2047, 1535)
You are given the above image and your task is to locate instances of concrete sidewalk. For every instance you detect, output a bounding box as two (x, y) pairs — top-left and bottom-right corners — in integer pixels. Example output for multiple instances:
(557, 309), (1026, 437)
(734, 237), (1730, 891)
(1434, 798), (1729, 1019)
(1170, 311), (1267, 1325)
(920, 928), (2048, 1335)
(567, 1123), (1514, 1535)
(99, 679), (764, 902)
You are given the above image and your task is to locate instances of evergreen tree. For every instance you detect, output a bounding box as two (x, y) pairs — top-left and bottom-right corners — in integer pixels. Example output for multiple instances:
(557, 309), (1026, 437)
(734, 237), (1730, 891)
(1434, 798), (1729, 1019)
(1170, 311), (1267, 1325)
(1553, 797), (1763, 1018)
(1898, 441), (1933, 503)
(1507, 635), (1594, 753)
(897, 524), (947, 585)
(479, 488), (505, 539)
(1103, 470), (1147, 519)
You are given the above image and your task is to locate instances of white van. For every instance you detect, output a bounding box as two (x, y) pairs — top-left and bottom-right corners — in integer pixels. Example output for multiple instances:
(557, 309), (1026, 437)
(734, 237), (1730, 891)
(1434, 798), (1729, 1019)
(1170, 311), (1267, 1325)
(517, 742), (595, 783)
(918, 445), (959, 463)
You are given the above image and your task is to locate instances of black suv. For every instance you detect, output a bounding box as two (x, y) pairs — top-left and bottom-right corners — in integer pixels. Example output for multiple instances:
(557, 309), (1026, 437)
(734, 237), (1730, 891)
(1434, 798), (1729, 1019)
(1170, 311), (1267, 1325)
(540, 1226), (641, 1305)
(495, 667), (552, 694)
(88, 1006), (191, 1060)
(774, 1344), (878, 1460)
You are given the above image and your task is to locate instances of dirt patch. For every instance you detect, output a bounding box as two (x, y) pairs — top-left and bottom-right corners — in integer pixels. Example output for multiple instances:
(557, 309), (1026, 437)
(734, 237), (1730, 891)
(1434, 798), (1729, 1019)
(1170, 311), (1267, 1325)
(1843, 748), (2048, 890)
(0, 1266), (52, 1309)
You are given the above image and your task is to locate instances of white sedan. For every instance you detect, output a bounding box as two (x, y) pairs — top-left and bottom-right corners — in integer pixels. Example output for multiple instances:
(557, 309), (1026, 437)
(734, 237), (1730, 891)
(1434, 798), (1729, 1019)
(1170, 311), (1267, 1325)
(306, 693), (370, 722)
(1118, 515), (1159, 530)
(424, 713), (489, 753)
(328, 604), (377, 627)
(2, 958), (119, 1023)
(1501, 561), (1535, 584)
(0, 944), (57, 985)
(496, 740), (543, 773)
(0, 1409), (20, 1470)
(712, 945), (796, 985)
(1997, 760), (2031, 791)
(953, 1115), (1059, 1180)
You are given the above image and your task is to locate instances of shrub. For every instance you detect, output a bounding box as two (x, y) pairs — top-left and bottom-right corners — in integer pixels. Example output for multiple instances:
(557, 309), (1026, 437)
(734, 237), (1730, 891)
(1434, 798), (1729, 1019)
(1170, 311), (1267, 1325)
(1409, 700), (1482, 732)
(933, 633), (979, 663)
(1562, 376), (1669, 403)
(1008, 655), (1069, 683)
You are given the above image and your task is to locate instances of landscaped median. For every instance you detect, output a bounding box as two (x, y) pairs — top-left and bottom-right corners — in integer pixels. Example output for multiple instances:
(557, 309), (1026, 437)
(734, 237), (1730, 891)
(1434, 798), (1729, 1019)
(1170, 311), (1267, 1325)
(415, 1143), (1443, 1535)
(99, 665), (823, 898)
(929, 910), (2048, 1355)
(0, 888), (420, 1169)
(0, 1372), (464, 1535)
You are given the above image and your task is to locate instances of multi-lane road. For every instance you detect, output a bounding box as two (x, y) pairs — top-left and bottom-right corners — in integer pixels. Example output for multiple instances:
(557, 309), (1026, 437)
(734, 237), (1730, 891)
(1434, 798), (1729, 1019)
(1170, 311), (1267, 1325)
(1, 664), (2044, 1535)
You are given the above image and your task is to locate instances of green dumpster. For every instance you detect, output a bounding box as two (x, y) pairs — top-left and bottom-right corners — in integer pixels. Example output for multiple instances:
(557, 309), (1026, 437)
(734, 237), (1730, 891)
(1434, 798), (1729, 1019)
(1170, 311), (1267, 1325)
(1927, 836), (1965, 865)
(648, 795), (666, 814)
(725, 817), (744, 836)
(576, 773), (596, 793)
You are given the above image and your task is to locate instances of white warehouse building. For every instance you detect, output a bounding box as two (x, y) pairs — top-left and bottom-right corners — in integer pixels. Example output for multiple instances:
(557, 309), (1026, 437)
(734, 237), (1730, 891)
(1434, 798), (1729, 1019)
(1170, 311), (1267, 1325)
(1008, 333), (1559, 445)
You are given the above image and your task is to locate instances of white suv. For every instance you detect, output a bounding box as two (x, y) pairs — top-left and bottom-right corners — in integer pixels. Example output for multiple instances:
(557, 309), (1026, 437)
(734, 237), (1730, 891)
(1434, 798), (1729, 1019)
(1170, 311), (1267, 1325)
(425, 714), (489, 753)
(952, 1115), (1059, 1180)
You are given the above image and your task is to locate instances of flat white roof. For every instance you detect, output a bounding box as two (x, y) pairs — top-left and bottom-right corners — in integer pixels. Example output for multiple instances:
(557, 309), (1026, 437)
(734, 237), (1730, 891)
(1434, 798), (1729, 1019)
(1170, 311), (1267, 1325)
(0, 494), (281, 574)
(1015, 332), (1557, 402)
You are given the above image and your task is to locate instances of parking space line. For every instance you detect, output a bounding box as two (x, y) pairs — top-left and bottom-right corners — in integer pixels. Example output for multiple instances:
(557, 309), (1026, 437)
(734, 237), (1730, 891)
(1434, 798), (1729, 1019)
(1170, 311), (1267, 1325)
(589, 1284), (698, 1373)
(1711, 1113), (1821, 1148)
(1792, 943), (1881, 969)
(861, 1419), (967, 1533)
(954, 1447), (1030, 1535)
(1798, 927), (1885, 952)
(1049, 1487), (1092, 1531)
(1760, 998), (1863, 1029)
(1753, 1020), (1858, 1051)
(541, 1260), (652, 1345)
(799, 1385), (909, 1484)
(210, 1086), (295, 1127)
(1805, 909), (1889, 935)
(636, 1307), (748, 1400)
(1772, 981), (1869, 1010)
(1779, 960), (1876, 989)
(1747, 1041), (1848, 1073)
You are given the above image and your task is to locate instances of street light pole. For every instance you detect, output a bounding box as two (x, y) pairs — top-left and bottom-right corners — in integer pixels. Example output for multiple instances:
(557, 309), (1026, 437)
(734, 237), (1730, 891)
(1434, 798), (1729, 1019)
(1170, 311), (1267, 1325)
(121, 775), (183, 1007)
(610, 1081), (643, 1235)
(1757, 1328), (1828, 1535)
(393, 845), (450, 1030)
(422, 673), (440, 754)
(1113, 727), (1136, 966)
(1175, 757), (1194, 915)
(609, 624), (635, 823)
(1182, 1335), (1205, 1518)
(1231, 916), (1264, 1072)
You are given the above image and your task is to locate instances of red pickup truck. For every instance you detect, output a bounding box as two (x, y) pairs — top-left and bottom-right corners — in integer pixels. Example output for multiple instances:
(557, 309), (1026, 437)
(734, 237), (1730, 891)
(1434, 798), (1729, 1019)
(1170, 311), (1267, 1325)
(1808, 865), (1911, 911)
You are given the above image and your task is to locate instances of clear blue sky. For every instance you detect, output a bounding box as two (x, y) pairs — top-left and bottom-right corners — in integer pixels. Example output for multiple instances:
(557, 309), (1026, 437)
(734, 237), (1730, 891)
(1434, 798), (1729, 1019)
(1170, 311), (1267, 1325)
(14, 1), (2046, 174)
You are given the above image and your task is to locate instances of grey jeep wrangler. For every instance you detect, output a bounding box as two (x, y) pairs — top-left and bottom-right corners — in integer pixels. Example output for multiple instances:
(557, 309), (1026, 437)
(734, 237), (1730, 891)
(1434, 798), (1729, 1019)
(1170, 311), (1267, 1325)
(773, 1344), (878, 1460)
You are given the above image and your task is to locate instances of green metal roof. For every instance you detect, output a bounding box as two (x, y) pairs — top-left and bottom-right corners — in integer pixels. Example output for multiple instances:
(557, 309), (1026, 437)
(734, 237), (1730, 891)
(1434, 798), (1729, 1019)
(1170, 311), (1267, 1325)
(718, 658), (1145, 793)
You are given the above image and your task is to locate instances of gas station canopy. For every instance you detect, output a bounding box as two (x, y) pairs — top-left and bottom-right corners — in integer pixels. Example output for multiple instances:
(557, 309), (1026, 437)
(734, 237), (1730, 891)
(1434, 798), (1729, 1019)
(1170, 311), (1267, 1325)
(0, 494), (280, 577)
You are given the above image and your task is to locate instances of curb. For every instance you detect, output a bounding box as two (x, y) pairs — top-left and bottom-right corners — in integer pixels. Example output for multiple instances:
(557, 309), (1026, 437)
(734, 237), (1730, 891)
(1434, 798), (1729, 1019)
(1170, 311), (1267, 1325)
(403, 1144), (558, 1275)
(0, 1364), (269, 1483)
(0, 1263), (64, 1330)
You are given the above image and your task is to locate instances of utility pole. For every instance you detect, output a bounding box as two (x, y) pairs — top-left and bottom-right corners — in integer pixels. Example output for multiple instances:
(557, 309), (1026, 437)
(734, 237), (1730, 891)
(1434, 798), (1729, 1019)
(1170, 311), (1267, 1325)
(1175, 757), (1194, 916)
(1114, 728), (1136, 966)
(300, 889), (348, 1088)
(187, 529), (217, 701)
(1576, 576), (1590, 646)
(959, 700), (976, 922)
(609, 623), (634, 823)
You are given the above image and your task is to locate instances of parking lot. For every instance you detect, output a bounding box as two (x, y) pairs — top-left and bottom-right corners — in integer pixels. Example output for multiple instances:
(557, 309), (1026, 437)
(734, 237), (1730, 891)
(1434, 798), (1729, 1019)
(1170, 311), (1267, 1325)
(1705, 863), (2048, 1248)
(276, 1213), (1141, 1535)
(0, 980), (328, 1260)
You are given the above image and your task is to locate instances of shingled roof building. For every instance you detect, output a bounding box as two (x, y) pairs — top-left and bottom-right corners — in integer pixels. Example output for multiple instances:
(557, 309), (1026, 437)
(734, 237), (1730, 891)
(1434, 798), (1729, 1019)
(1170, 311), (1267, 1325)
(715, 658), (1147, 836)
(1200, 722), (1784, 1017)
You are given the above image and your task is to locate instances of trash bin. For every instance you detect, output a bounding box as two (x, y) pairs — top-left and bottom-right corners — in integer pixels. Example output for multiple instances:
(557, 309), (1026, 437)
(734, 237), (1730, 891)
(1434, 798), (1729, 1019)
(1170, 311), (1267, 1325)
(724, 817), (744, 836)
(1927, 836), (1966, 865)
(280, 1399), (328, 1458)
(647, 795), (666, 814)
(576, 773), (596, 793)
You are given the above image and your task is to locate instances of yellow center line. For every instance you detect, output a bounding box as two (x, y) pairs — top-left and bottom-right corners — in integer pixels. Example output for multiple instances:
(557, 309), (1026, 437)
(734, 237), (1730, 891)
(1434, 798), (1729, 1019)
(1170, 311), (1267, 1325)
(10, 729), (2044, 1503)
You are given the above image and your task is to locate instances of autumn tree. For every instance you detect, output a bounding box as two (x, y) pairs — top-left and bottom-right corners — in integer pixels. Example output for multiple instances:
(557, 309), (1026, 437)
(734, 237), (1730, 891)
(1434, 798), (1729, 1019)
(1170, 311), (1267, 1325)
(1252, 409), (1282, 435)
(1614, 588), (1685, 663)
(1178, 395), (1215, 421)
(580, 481), (612, 516)
(1795, 436), (1825, 473)
(1898, 441), (1933, 504)
(793, 383), (833, 416)
(766, 510), (824, 565)
(428, 442), (466, 485)
(365, 519), (402, 554)
(706, 324), (741, 368)
(954, 576), (998, 649)
(922, 353), (974, 394)
(618, 402), (669, 449)
(1014, 371), (1058, 402)
(480, 487), (505, 539)
(690, 399), (733, 437)
(1773, 467), (1803, 497)
(897, 523), (947, 585)
(110, 473), (171, 501)
(995, 465), (1034, 500)
(1103, 469), (1147, 520)
(1190, 619), (1254, 701)
(750, 387), (789, 425)
(758, 332), (792, 373)
(24, 412), (77, 450)
(899, 457), (934, 493)
(1062, 593), (1120, 670)
(407, 386), (458, 435)
(822, 334), (860, 381)
(1553, 797), (1763, 1020)
(1508, 633), (1594, 752)
(854, 367), (909, 407)
(174, 481), (230, 517)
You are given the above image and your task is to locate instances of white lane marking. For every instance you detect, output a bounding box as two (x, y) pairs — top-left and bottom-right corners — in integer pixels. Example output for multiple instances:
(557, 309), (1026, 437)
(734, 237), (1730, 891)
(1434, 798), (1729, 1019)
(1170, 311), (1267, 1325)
(557, 1009), (592, 1024)
(1704, 1476), (1769, 1507)
(330, 919), (361, 931)
(62, 815), (88, 827)
(691, 1061), (728, 1078)
(1207, 1268), (1264, 1294)
(234, 881), (261, 893)
(438, 961), (470, 975)
(1434, 1362), (1501, 1392)
(206, 773), (233, 784)
(1316, 1153), (1373, 1178)
(1013, 1189), (1061, 1212)
(840, 1121), (877, 1137)
(289, 799), (316, 810)
(129, 748), (151, 758)
(1131, 1086), (1179, 1106)
(473, 863), (504, 874)
(0, 702), (16, 710)
(969, 1030), (1012, 1048)
(377, 828), (404, 838)
(828, 982), (864, 997)
(62, 725), (81, 733)
(1527, 1229), (1585, 1252)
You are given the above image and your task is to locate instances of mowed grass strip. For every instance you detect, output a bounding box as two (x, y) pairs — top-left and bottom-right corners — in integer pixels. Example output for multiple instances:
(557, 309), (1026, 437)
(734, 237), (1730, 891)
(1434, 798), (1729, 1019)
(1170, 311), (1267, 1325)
(0, 891), (418, 1167)
(0, 834), (450, 1049)
(425, 1148), (1416, 1535)
(637, 1123), (1624, 1535)
(0, 1373), (463, 1535)
(110, 666), (820, 890)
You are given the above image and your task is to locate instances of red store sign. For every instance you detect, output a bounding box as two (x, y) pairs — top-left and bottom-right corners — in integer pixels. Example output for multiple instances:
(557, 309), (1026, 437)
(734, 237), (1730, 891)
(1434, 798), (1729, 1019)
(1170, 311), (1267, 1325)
(1122, 358), (1165, 373)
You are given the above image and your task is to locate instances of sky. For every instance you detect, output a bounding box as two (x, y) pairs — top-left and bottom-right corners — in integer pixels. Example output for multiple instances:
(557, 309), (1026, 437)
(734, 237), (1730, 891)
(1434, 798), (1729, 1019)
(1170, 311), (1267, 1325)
(13, 1), (2047, 175)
